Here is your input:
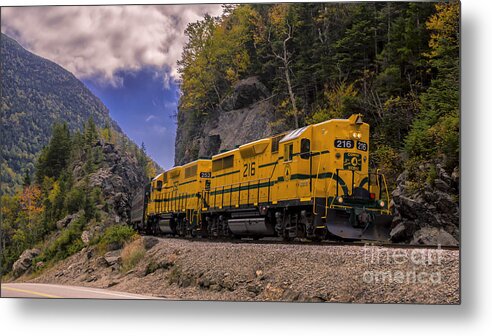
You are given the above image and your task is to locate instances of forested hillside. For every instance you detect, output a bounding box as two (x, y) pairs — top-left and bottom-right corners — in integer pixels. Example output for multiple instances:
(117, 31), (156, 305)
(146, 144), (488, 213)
(1, 33), (123, 194)
(1, 119), (155, 276)
(176, 2), (459, 183)
(175, 2), (460, 243)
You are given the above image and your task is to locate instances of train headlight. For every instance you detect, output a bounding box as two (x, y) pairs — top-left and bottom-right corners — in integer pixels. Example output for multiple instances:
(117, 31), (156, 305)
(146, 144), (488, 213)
(357, 132), (362, 139)
(378, 200), (385, 208)
(352, 132), (358, 139)
(337, 196), (344, 204)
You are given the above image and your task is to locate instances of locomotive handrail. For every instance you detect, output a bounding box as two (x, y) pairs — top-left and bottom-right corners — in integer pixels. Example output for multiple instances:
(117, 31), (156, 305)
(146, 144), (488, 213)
(332, 168), (386, 196)
(312, 151), (328, 216)
(324, 168), (390, 213)
(324, 172), (336, 218)
(207, 177), (272, 209)
(380, 171), (391, 215)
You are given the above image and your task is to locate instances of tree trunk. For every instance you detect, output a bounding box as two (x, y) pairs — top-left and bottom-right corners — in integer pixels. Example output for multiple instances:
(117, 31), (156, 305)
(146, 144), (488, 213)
(268, 24), (300, 128)
(284, 67), (299, 128)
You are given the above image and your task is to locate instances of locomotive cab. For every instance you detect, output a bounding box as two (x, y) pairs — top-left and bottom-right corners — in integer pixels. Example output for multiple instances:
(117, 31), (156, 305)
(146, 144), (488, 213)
(310, 114), (392, 240)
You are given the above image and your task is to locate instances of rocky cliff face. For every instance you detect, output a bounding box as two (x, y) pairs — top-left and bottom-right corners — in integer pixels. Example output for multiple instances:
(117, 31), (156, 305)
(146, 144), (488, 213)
(390, 162), (459, 245)
(175, 76), (287, 165)
(78, 139), (144, 223)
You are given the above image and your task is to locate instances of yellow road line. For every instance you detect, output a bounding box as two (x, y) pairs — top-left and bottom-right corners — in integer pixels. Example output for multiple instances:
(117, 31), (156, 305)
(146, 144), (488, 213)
(2, 286), (62, 298)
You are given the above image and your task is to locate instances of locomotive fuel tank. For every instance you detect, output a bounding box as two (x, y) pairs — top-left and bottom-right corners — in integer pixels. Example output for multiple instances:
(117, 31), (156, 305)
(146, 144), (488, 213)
(227, 217), (276, 237)
(158, 215), (175, 234)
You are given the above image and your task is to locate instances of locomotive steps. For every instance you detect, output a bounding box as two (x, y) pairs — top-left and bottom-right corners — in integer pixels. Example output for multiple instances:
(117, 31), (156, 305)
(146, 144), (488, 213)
(23, 235), (459, 304)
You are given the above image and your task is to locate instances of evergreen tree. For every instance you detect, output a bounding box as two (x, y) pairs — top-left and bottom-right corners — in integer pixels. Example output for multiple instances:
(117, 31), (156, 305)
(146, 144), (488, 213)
(405, 2), (460, 169)
(35, 123), (71, 184)
(83, 117), (98, 174)
(22, 170), (31, 188)
(84, 117), (97, 146)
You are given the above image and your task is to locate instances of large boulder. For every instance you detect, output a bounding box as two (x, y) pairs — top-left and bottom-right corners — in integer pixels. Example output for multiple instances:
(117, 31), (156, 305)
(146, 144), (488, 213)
(142, 236), (159, 250)
(56, 210), (84, 230)
(104, 250), (122, 266)
(81, 230), (91, 245)
(221, 76), (270, 111)
(411, 227), (459, 246)
(12, 248), (40, 278)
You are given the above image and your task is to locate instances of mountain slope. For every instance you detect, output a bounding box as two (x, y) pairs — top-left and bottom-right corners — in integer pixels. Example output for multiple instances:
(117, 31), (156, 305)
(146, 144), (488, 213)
(0, 33), (122, 194)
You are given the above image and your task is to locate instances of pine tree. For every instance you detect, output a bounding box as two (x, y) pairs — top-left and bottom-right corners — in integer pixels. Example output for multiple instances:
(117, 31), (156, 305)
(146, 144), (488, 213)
(83, 117), (98, 174)
(84, 117), (97, 147)
(35, 123), (71, 184)
(23, 170), (31, 188)
(405, 2), (459, 168)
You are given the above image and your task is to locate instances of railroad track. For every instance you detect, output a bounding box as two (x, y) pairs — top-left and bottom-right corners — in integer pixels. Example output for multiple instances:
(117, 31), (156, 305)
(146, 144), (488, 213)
(146, 235), (460, 251)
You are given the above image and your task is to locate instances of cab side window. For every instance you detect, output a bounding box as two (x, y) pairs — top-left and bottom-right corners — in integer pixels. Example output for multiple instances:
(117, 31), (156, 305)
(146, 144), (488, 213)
(284, 143), (293, 162)
(300, 139), (310, 159)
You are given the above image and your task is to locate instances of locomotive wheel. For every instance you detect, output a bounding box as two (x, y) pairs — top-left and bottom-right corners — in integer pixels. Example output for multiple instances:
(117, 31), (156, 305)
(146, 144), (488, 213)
(281, 231), (293, 242)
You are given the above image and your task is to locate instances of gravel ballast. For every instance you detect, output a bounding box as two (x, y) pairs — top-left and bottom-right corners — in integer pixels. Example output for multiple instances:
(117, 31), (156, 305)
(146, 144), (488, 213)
(28, 237), (460, 304)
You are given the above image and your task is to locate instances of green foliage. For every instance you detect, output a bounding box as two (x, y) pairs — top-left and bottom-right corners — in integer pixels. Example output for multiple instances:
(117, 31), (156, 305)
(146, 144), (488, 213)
(35, 123), (71, 184)
(403, 156), (429, 193)
(1, 184), (45, 273)
(308, 82), (358, 124)
(168, 264), (183, 285)
(39, 215), (86, 263)
(371, 145), (404, 190)
(100, 120), (113, 142)
(95, 225), (138, 254)
(427, 164), (438, 185)
(405, 2), (460, 170)
(22, 170), (31, 188)
(64, 187), (86, 214)
(178, 6), (258, 115)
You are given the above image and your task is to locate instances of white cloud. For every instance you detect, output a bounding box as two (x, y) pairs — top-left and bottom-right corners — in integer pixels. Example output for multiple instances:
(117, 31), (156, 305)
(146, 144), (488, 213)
(145, 114), (157, 122)
(162, 71), (172, 89)
(1, 5), (223, 86)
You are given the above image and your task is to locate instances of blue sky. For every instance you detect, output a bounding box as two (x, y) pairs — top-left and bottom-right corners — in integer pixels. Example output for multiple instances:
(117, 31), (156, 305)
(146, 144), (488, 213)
(83, 68), (178, 170)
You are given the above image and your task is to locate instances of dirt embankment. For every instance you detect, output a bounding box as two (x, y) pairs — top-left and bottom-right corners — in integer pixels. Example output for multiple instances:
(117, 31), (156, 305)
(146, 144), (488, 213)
(26, 237), (460, 304)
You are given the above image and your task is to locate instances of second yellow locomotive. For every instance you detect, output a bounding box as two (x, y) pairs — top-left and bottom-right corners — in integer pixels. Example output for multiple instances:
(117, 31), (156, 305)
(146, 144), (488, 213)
(131, 114), (392, 241)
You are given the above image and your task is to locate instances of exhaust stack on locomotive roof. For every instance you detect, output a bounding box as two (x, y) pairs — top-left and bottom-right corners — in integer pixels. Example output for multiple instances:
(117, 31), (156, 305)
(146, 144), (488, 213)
(130, 114), (392, 242)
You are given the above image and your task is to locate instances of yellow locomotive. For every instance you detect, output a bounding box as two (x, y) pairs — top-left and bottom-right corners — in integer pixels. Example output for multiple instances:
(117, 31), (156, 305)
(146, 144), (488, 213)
(131, 114), (392, 241)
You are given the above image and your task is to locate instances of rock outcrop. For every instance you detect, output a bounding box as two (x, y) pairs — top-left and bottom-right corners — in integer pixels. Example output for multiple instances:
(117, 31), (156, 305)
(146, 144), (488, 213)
(55, 210), (84, 230)
(12, 248), (40, 278)
(74, 139), (146, 223)
(390, 163), (459, 245)
(175, 76), (287, 165)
